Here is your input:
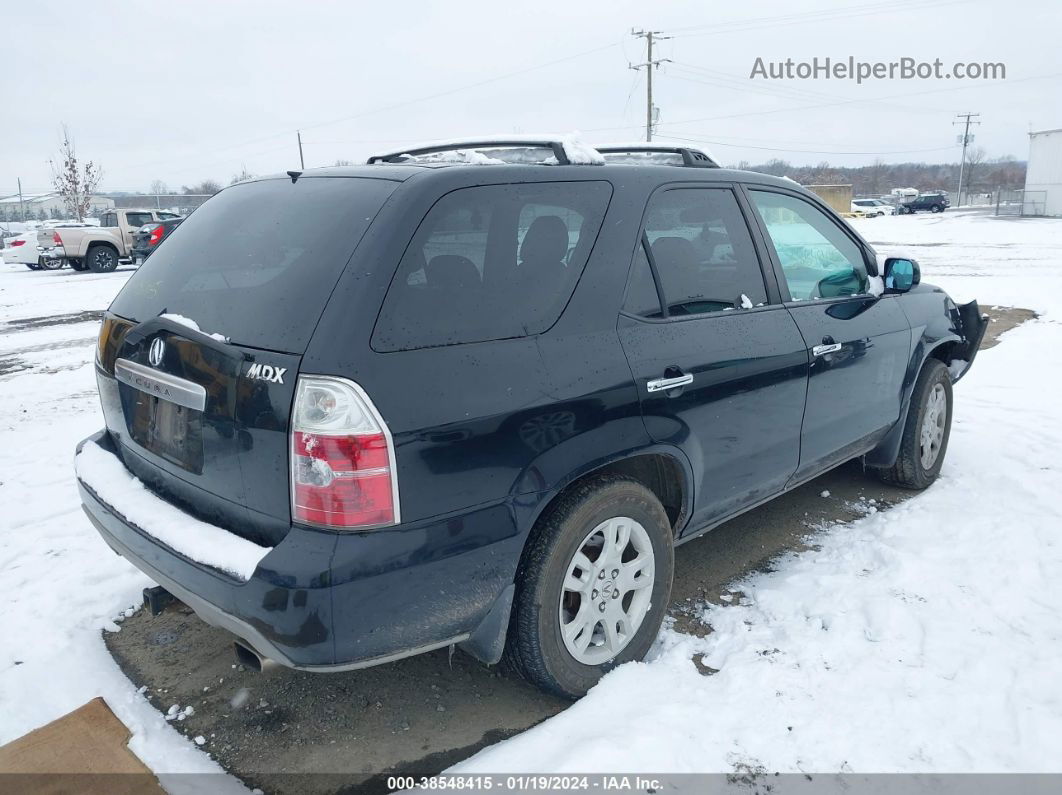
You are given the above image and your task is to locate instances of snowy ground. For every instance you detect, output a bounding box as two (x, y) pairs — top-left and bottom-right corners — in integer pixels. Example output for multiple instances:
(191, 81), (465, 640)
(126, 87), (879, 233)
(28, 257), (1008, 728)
(1, 211), (1060, 785)
(460, 212), (1062, 774)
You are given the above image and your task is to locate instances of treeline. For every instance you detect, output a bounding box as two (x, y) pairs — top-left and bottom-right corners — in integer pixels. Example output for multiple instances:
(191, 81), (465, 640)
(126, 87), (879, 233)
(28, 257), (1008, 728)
(732, 151), (1026, 196)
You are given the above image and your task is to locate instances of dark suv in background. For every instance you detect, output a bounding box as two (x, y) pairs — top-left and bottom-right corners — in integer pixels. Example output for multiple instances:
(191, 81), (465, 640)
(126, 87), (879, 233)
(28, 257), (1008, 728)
(77, 139), (985, 698)
(899, 192), (950, 213)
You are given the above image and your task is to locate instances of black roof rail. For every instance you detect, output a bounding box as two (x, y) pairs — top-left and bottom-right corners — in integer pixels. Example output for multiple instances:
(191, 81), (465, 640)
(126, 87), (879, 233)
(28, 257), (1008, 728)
(367, 139), (572, 165)
(596, 144), (720, 168)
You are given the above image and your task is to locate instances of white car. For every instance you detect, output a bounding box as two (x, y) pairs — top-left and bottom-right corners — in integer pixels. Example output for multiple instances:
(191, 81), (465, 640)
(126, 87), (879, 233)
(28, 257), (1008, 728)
(851, 199), (894, 217)
(2, 232), (44, 268)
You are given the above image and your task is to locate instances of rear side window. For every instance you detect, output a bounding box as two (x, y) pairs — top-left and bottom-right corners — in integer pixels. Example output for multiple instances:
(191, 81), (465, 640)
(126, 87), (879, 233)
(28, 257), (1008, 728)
(109, 177), (397, 352)
(101, 212), (117, 228)
(630, 188), (767, 317)
(373, 181), (611, 351)
(126, 212), (154, 228)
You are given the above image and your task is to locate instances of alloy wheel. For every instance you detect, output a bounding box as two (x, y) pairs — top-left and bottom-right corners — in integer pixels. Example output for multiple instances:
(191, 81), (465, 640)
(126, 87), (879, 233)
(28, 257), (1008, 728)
(920, 383), (948, 469)
(559, 516), (655, 665)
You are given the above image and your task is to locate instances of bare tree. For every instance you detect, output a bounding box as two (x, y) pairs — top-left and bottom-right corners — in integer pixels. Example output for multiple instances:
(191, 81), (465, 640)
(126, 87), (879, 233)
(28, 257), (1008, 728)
(230, 167), (255, 185)
(182, 180), (223, 195)
(864, 159), (888, 195)
(149, 179), (169, 195)
(51, 124), (102, 222)
(962, 147), (988, 196)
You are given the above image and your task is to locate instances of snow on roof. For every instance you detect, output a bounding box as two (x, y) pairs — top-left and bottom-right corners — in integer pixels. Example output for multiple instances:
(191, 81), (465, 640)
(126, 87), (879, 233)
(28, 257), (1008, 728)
(370, 132), (605, 166)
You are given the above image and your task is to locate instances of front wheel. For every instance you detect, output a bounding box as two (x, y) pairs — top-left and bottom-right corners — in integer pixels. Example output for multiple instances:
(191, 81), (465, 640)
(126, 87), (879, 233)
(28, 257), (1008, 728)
(875, 359), (953, 489)
(503, 475), (674, 699)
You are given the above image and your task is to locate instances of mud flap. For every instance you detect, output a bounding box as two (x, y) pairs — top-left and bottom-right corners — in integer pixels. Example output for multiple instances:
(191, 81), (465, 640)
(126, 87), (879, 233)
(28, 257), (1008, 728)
(459, 583), (515, 665)
(950, 299), (988, 383)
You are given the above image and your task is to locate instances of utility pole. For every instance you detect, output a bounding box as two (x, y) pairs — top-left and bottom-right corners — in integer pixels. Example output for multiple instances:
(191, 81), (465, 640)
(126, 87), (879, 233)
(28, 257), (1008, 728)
(17, 177), (26, 222)
(630, 29), (671, 142)
(953, 112), (980, 207)
(297, 130), (305, 170)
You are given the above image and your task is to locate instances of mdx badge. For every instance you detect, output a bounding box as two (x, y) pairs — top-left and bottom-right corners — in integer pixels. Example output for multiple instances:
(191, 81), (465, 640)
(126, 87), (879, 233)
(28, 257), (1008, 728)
(246, 363), (286, 384)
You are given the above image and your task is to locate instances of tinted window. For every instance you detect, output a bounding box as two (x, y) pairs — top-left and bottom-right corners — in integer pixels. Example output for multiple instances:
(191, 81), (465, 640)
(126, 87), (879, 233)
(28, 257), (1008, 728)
(750, 190), (869, 300)
(101, 212), (118, 228)
(110, 177), (397, 352)
(374, 181), (611, 351)
(126, 212), (154, 228)
(623, 243), (663, 318)
(639, 188), (767, 316)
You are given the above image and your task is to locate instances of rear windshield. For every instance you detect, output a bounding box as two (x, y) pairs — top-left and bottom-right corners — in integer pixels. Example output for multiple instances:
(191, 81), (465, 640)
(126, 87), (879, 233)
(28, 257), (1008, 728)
(110, 177), (397, 352)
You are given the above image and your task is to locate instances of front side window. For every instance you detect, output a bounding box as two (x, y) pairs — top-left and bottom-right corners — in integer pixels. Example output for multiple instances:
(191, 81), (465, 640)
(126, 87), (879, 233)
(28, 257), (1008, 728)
(627, 188), (767, 318)
(750, 190), (869, 300)
(373, 181), (611, 351)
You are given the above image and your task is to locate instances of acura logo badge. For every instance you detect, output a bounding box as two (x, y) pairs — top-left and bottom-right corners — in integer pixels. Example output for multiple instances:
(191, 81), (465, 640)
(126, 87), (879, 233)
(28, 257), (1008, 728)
(148, 338), (166, 367)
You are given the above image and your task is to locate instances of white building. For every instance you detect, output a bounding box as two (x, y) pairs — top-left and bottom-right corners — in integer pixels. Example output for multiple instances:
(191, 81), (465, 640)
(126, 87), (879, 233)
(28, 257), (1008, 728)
(1024, 129), (1062, 217)
(0, 192), (115, 220)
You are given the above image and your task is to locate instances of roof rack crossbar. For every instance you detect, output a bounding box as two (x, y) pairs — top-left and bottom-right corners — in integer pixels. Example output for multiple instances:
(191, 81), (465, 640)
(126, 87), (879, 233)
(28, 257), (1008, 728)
(595, 145), (719, 168)
(367, 139), (571, 165)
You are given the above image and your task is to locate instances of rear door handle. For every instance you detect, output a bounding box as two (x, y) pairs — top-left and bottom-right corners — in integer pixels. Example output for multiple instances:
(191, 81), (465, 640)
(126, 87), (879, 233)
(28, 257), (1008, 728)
(647, 373), (694, 392)
(812, 343), (842, 357)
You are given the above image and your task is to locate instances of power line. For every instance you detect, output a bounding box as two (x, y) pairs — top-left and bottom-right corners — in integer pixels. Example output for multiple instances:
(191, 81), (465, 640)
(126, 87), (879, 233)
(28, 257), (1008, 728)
(125, 41), (621, 173)
(646, 70), (1060, 132)
(656, 132), (956, 157)
(668, 0), (977, 37)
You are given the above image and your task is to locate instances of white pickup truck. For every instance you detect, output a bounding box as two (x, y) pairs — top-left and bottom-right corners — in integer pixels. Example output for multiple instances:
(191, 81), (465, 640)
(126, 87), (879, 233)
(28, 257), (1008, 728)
(41, 208), (179, 272)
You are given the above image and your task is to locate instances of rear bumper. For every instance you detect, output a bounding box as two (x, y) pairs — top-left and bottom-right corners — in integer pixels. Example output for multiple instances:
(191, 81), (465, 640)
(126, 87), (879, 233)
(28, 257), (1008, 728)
(77, 431), (522, 670)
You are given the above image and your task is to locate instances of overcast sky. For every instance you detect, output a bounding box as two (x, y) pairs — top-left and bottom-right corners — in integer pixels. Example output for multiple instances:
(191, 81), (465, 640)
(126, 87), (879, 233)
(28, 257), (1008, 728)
(4, 0), (1060, 193)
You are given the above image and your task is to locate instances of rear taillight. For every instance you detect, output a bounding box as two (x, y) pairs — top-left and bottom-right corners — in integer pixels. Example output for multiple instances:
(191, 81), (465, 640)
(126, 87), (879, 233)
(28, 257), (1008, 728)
(290, 375), (398, 530)
(52, 232), (62, 246)
(148, 225), (164, 245)
(96, 315), (133, 375)
(11, 239), (24, 246)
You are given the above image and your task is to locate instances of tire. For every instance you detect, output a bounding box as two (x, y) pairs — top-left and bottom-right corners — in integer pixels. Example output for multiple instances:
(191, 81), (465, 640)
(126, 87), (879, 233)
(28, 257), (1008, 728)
(931, 205), (944, 213)
(86, 245), (118, 273)
(39, 256), (63, 271)
(503, 475), (674, 699)
(25, 262), (41, 271)
(875, 359), (953, 490)
(69, 259), (87, 271)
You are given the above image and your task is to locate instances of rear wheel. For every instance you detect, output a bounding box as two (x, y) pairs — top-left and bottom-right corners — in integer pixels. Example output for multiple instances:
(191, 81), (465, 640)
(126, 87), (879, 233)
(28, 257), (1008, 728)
(25, 262), (40, 270)
(86, 245), (118, 273)
(69, 258), (87, 271)
(503, 475), (674, 699)
(39, 256), (63, 271)
(931, 204), (944, 213)
(875, 359), (952, 489)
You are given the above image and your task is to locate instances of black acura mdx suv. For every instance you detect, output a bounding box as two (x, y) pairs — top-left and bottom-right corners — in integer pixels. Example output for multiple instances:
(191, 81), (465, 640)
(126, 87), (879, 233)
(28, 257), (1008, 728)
(77, 139), (985, 698)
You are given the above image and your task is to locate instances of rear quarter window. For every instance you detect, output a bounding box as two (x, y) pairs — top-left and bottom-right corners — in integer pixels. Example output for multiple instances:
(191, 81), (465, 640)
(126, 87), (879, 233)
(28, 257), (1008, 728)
(372, 181), (612, 351)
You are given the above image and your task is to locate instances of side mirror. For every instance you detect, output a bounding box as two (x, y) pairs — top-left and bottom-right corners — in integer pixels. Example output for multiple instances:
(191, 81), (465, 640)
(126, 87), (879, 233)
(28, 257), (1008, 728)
(884, 257), (920, 293)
